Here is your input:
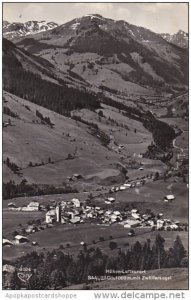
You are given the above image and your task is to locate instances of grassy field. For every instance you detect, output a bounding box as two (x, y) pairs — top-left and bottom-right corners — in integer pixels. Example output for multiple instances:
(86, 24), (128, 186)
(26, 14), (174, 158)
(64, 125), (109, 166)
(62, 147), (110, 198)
(3, 91), (153, 185)
(3, 219), (188, 261)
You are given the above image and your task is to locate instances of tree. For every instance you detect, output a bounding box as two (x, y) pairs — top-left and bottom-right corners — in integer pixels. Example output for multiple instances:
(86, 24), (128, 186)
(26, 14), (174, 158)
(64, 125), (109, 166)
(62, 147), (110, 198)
(27, 273), (39, 289)
(109, 241), (118, 250)
(50, 269), (66, 289)
(167, 236), (187, 268)
(9, 271), (21, 290)
(153, 234), (165, 269)
(154, 172), (160, 181)
(6, 157), (10, 167)
(98, 110), (104, 117)
(12, 231), (19, 238)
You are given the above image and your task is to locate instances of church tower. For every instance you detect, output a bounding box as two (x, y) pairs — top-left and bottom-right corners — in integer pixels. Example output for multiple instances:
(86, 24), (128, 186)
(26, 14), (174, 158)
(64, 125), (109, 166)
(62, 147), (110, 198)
(56, 203), (61, 222)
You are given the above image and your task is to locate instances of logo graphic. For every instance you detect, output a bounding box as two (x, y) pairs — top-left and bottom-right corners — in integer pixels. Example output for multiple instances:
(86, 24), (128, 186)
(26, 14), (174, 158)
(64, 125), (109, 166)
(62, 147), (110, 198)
(17, 266), (32, 283)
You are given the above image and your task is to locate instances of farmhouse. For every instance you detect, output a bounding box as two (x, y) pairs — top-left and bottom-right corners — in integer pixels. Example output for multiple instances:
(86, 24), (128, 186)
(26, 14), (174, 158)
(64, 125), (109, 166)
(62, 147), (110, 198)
(14, 235), (29, 244)
(46, 210), (56, 223)
(132, 212), (141, 220)
(70, 216), (80, 224)
(164, 194), (175, 201)
(123, 183), (131, 188)
(27, 201), (40, 211)
(3, 238), (13, 246)
(124, 219), (141, 228)
(3, 264), (16, 273)
(72, 198), (81, 208)
(157, 219), (164, 230)
(8, 202), (17, 208)
(105, 197), (115, 204)
(26, 225), (38, 234)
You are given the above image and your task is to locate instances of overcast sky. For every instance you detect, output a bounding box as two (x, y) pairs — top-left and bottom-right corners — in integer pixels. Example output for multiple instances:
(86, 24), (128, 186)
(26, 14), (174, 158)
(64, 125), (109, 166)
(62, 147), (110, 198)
(3, 2), (188, 34)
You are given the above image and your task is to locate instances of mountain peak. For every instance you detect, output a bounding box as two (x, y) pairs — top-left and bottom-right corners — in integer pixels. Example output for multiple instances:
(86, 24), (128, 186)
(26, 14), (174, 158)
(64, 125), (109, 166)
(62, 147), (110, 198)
(161, 30), (188, 48)
(3, 20), (59, 40)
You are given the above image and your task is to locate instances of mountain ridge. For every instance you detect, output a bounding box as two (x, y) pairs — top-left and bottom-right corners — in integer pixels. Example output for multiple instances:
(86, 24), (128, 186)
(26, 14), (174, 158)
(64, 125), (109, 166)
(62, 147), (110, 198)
(3, 20), (58, 40)
(161, 30), (188, 48)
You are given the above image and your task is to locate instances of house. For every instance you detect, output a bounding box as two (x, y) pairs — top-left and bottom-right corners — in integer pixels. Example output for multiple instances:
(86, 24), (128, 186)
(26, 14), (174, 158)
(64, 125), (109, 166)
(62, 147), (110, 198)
(123, 183), (131, 188)
(120, 186), (127, 190)
(72, 198), (80, 208)
(8, 202), (17, 208)
(73, 174), (83, 179)
(113, 211), (121, 216)
(22, 202), (40, 211)
(157, 219), (164, 230)
(110, 215), (118, 223)
(46, 209), (56, 223)
(3, 264), (16, 274)
(60, 201), (67, 208)
(124, 219), (141, 228)
(61, 216), (67, 224)
(14, 235), (29, 244)
(26, 225), (38, 234)
(27, 201), (40, 211)
(105, 197), (115, 204)
(164, 195), (175, 201)
(70, 216), (80, 224)
(3, 238), (13, 246)
(132, 212), (141, 220)
(147, 220), (155, 227)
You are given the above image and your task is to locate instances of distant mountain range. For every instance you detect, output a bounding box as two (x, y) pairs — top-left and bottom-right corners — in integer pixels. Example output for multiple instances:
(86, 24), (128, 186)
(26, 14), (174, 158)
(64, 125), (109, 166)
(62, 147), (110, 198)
(3, 20), (58, 39)
(3, 18), (188, 49)
(161, 30), (188, 48)
(3, 15), (188, 102)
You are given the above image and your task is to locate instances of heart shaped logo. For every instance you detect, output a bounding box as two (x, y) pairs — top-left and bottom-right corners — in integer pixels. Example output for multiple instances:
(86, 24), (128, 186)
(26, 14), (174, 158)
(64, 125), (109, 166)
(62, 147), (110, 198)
(18, 272), (32, 283)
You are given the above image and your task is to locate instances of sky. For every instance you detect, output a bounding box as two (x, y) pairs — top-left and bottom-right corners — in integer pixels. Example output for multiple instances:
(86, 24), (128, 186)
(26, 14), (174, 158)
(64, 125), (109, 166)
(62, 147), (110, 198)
(3, 2), (188, 34)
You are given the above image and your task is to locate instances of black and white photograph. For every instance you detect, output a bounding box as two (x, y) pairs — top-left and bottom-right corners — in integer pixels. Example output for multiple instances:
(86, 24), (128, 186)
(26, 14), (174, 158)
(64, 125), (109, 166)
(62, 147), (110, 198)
(2, 1), (189, 291)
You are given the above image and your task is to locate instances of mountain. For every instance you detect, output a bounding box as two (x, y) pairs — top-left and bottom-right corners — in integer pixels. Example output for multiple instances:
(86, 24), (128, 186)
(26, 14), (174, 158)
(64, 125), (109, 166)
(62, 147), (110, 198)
(2, 38), (101, 115)
(161, 30), (188, 48)
(12, 14), (188, 97)
(3, 20), (58, 40)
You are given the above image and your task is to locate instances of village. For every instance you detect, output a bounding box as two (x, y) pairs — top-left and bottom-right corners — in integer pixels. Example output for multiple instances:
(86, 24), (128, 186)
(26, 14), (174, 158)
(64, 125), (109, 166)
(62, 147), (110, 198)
(3, 177), (187, 248)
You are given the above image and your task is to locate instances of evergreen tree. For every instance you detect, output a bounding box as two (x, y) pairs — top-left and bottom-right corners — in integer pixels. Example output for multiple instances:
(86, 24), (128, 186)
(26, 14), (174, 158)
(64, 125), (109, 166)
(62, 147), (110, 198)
(167, 236), (187, 268)
(9, 271), (21, 290)
(153, 234), (166, 269)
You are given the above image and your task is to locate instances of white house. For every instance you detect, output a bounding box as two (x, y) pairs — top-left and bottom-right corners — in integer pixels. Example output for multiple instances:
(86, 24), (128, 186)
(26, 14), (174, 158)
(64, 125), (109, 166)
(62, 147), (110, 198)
(70, 216), (80, 224)
(27, 202), (40, 211)
(164, 195), (175, 201)
(72, 198), (80, 208)
(14, 235), (29, 244)
(8, 202), (17, 208)
(105, 197), (115, 204)
(132, 212), (141, 220)
(157, 219), (164, 229)
(3, 238), (13, 246)
(124, 219), (141, 228)
(46, 209), (56, 223)
(3, 264), (16, 273)
(123, 183), (131, 188)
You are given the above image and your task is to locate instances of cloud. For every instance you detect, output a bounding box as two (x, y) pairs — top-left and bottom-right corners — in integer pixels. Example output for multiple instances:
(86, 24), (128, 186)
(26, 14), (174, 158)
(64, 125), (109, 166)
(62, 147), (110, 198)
(23, 3), (43, 19)
(138, 3), (173, 13)
(115, 7), (130, 19)
(74, 3), (113, 12)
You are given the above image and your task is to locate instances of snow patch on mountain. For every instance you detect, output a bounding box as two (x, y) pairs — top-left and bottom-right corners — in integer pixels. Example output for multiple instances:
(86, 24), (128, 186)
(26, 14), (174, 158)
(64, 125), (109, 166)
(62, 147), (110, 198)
(3, 20), (59, 39)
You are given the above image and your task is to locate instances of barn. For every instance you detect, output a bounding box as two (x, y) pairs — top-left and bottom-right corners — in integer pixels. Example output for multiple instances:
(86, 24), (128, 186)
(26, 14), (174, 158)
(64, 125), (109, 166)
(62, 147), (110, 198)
(14, 235), (29, 244)
(124, 219), (141, 228)
(3, 238), (13, 246)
